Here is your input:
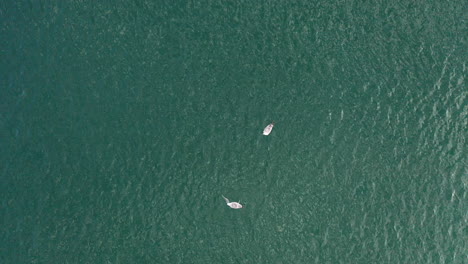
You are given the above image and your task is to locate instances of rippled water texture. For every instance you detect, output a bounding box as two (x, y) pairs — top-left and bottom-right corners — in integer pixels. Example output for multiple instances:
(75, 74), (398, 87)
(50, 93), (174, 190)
(2, 0), (466, 263)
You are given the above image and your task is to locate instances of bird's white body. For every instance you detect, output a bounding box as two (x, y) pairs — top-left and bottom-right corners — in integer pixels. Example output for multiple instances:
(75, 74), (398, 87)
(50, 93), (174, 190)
(222, 195), (243, 209)
(263, 123), (274, 135)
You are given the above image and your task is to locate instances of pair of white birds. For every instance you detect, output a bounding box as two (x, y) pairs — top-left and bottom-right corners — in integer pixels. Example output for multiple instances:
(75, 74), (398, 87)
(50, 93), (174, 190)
(223, 122), (275, 209)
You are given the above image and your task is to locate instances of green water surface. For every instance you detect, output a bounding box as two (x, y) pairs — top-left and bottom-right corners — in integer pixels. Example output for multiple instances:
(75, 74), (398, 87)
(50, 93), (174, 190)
(2, 1), (466, 263)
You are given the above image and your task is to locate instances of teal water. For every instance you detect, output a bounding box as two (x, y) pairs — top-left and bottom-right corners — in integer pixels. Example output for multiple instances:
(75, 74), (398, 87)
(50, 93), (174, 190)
(2, 1), (467, 263)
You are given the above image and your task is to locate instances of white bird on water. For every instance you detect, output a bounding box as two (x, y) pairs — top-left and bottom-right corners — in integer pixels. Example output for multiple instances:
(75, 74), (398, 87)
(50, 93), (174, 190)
(263, 122), (275, 135)
(222, 195), (243, 209)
